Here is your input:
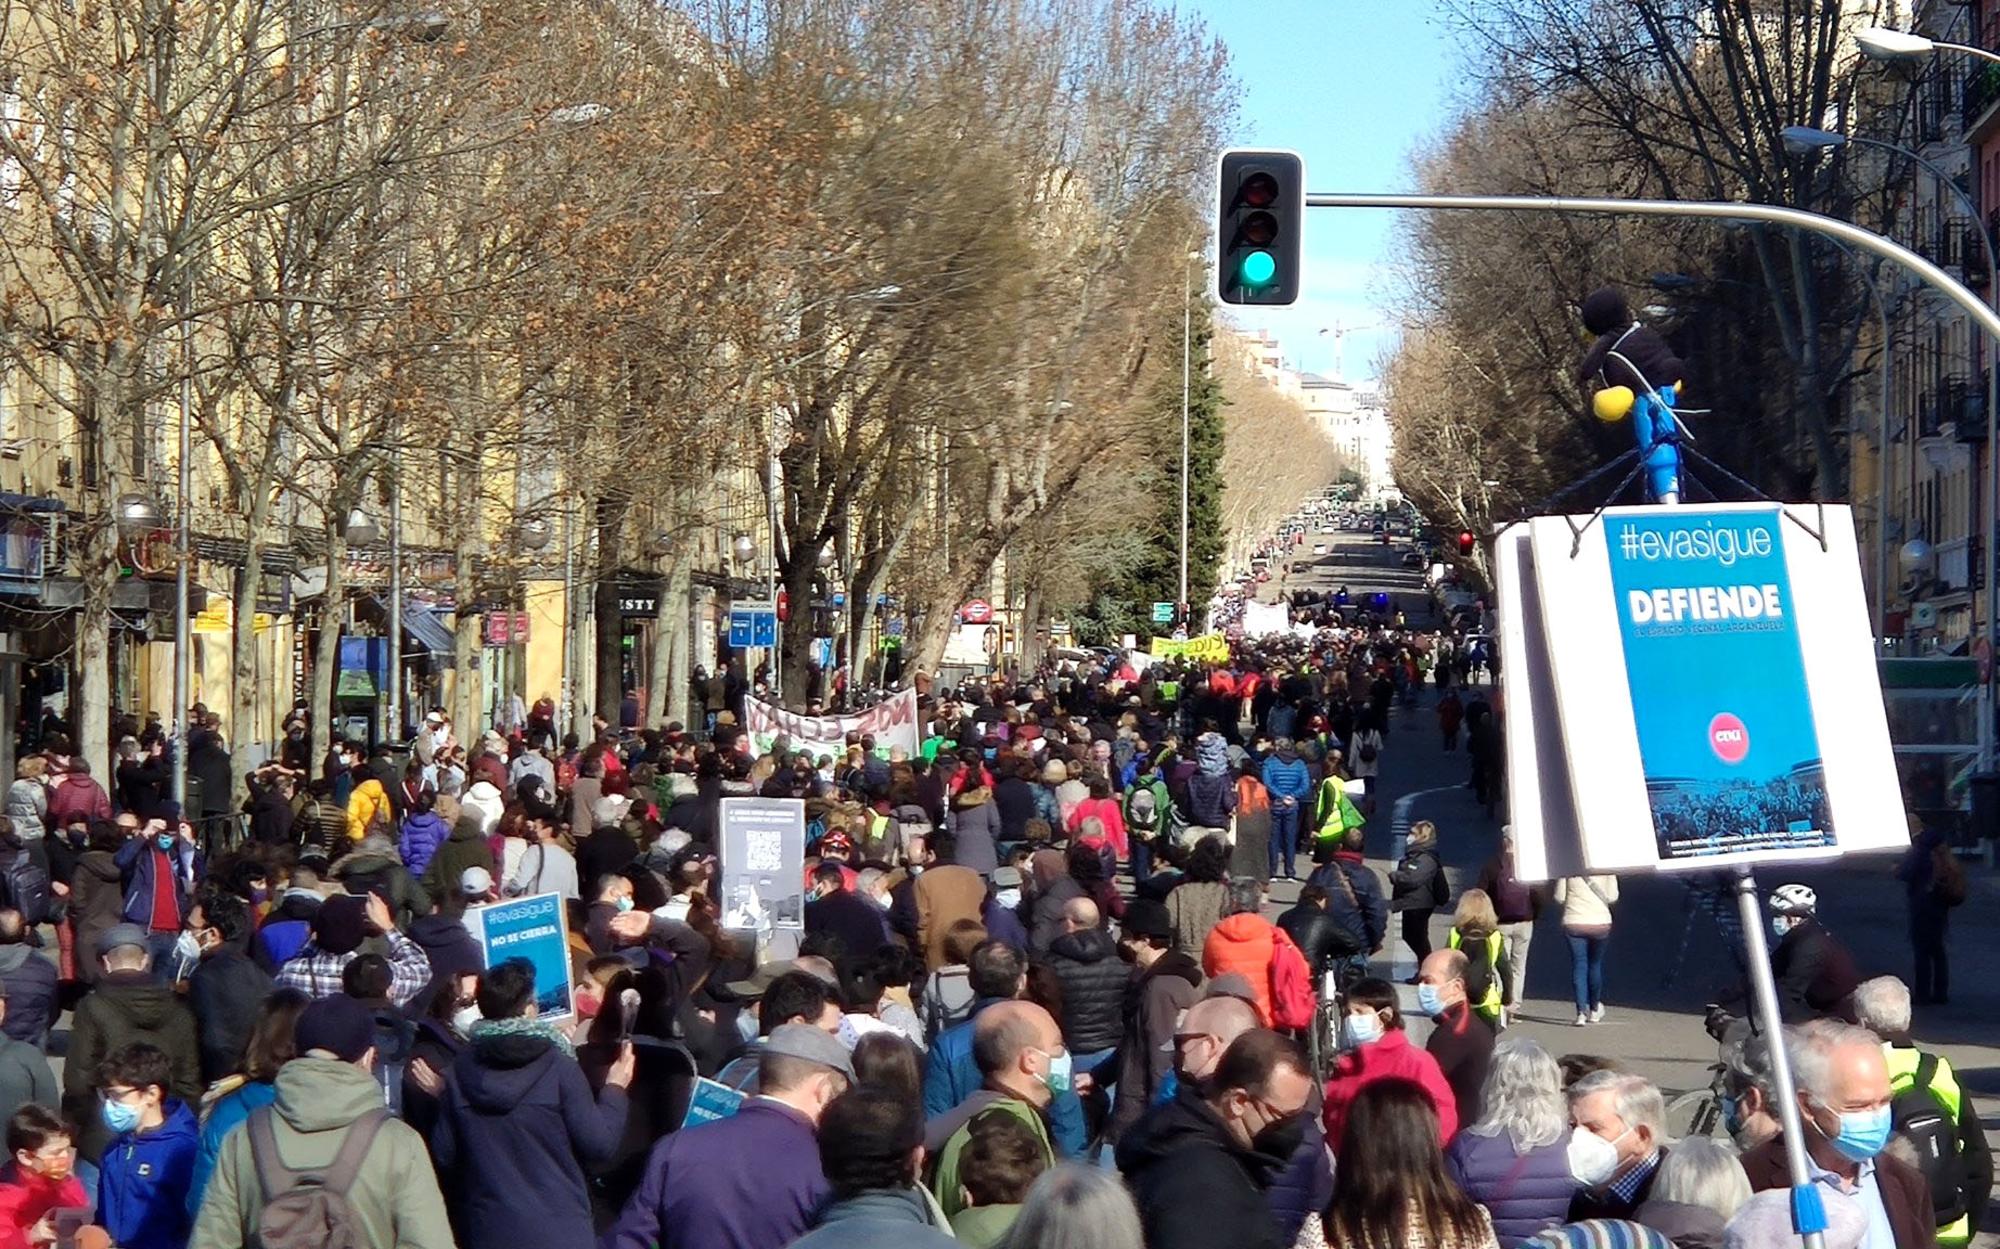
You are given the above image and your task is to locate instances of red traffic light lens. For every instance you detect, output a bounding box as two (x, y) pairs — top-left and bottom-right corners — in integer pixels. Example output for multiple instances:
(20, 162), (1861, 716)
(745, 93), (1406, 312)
(1240, 172), (1279, 208)
(1457, 532), (1475, 553)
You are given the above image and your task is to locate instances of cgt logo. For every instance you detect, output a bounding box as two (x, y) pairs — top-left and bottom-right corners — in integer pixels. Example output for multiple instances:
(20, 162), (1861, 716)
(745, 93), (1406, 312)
(1708, 713), (1750, 765)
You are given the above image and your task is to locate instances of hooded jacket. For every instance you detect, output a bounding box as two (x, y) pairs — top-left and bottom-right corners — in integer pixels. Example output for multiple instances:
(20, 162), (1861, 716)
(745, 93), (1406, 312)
(398, 810), (450, 875)
(1044, 926), (1128, 1053)
(188, 1056), (454, 1249)
(0, 946), (55, 1050)
(419, 815), (498, 898)
(1111, 950), (1204, 1141)
(346, 778), (393, 842)
(1322, 1027), (1459, 1147)
(333, 838), (429, 931)
(63, 971), (201, 1162)
(70, 849), (127, 984)
(1116, 1085), (1286, 1249)
(792, 1186), (958, 1249)
(1, 784), (43, 844)
(1201, 913), (1277, 1025)
(97, 1099), (198, 1249)
(947, 787), (1001, 876)
(432, 1023), (628, 1249)
(458, 780), (505, 837)
(1578, 286), (1684, 394)
(406, 912), (484, 985)
(250, 888), (322, 973)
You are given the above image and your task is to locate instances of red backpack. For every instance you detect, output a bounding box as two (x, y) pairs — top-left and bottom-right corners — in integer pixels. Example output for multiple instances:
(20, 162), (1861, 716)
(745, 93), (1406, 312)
(1268, 928), (1316, 1031)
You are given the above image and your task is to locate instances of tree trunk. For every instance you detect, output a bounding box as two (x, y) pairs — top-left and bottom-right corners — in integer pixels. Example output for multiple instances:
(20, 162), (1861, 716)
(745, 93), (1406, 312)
(592, 498), (628, 722)
(229, 547), (263, 803)
(778, 554), (817, 702)
(449, 461), (483, 739)
(74, 518), (116, 786)
(309, 517), (345, 770)
(1019, 581), (1045, 672)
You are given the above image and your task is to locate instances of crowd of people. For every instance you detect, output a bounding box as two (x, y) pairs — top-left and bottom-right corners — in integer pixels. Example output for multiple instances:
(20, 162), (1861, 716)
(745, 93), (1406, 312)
(0, 599), (1976, 1249)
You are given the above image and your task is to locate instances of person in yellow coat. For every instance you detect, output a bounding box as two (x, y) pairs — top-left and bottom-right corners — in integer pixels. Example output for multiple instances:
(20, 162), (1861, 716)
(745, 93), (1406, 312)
(345, 776), (392, 842)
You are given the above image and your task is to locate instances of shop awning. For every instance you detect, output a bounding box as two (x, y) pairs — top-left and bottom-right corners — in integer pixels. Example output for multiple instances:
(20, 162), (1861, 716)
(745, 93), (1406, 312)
(0, 493), (63, 515)
(366, 597), (458, 668)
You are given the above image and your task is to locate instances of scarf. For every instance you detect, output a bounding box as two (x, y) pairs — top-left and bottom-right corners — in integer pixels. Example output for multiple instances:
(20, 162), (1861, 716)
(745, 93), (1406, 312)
(469, 1015), (577, 1059)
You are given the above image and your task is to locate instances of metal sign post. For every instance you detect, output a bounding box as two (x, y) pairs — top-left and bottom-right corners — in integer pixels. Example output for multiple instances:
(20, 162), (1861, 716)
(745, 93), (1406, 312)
(1283, 190), (2000, 1249)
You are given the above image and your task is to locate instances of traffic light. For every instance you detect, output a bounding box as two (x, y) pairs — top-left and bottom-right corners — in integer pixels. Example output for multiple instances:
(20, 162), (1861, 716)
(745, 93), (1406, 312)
(1216, 150), (1304, 306)
(1458, 531), (1476, 556)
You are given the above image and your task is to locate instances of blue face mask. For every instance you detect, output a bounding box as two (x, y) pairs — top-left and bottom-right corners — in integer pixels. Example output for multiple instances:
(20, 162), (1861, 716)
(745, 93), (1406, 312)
(101, 1098), (142, 1136)
(1345, 1011), (1384, 1047)
(1822, 1101), (1893, 1163)
(155, 833), (175, 851)
(1416, 984), (1445, 1017)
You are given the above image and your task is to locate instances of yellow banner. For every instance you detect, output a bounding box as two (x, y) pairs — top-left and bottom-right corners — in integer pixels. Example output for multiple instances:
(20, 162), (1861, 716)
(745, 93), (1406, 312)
(1149, 633), (1230, 662)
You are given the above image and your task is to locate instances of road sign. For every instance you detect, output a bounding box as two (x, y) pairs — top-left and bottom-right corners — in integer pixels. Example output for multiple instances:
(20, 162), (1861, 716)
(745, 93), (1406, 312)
(728, 601), (778, 648)
(1151, 601), (1175, 624)
(884, 618), (906, 637)
(961, 599), (994, 623)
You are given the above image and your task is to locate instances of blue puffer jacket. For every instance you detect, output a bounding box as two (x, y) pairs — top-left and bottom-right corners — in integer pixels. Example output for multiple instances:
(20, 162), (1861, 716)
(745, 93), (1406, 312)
(398, 811), (450, 874)
(1445, 1128), (1575, 1248)
(1259, 754), (1313, 805)
(1265, 1114), (1334, 1244)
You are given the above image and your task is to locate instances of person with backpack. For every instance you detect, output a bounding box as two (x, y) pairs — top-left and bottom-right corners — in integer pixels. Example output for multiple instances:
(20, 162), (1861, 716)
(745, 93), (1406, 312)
(1854, 975), (1992, 1248)
(1304, 827), (1387, 980)
(188, 993), (454, 1249)
(1306, 768), (1363, 867)
(1764, 884), (1860, 1024)
(0, 912), (54, 1054)
(1896, 821), (1965, 1007)
(1444, 888), (1510, 1028)
(1389, 820), (1447, 974)
(1474, 829), (1543, 1015)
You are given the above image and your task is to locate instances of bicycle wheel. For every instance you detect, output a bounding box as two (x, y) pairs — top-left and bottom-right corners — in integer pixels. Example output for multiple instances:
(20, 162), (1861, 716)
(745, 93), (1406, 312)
(1665, 1088), (1726, 1141)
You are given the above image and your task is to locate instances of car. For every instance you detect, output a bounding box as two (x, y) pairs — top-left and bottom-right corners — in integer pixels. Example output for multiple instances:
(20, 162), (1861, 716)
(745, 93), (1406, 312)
(1401, 550), (1424, 568)
(1312, 543), (1327, 555)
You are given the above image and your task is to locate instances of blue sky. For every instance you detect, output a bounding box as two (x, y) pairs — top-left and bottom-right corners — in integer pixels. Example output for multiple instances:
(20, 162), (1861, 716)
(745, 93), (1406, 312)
(1182, 0), (1460, 384)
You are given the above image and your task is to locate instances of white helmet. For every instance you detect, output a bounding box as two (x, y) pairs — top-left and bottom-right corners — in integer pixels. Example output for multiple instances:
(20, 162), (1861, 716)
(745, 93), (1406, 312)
(1769, 883), (1817, 916)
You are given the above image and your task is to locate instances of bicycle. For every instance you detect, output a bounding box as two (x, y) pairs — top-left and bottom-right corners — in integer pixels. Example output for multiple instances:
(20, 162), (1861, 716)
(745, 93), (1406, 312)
(1306, 958), (1366, 1081)
(1664, 1061), (1730, 1141)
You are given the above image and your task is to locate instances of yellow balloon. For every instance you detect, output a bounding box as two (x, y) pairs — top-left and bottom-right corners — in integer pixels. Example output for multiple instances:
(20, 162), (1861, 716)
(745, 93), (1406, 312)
(1593, 385), (1635, 423)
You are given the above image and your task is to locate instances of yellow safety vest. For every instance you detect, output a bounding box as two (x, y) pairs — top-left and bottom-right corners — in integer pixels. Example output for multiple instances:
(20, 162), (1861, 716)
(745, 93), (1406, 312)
(1447, 928), (1505, 1022)
(1885, 1043), (1971, 1246)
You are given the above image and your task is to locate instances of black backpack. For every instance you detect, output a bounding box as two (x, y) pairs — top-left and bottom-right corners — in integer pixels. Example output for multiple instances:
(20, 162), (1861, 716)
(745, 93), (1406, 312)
(1892, 1053), (1968, 1225)
(1, 852), (52, 926)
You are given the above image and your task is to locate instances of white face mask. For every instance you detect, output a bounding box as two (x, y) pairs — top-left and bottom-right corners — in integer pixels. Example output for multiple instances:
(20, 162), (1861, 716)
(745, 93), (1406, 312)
(1566, 1124), (1628, 1188)
(451, 1005), (483, 1038)
(994, 888), (1022, 910)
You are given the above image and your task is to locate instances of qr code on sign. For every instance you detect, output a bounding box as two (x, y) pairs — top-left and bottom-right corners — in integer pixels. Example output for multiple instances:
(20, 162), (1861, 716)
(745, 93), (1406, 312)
(745, 829), (784, 873)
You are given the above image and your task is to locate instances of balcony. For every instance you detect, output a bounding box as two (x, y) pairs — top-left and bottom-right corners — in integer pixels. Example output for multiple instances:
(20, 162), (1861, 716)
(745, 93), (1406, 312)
(1960, 372), (1991, 441)
(1967, 228), (1992, 286)
(1919, 389), (1943, 440)
(1964, 61), (2000, 139)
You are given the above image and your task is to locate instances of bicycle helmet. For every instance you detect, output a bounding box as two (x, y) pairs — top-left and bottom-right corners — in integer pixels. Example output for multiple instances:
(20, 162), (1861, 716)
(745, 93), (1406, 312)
(1767, 883), (1817, 915)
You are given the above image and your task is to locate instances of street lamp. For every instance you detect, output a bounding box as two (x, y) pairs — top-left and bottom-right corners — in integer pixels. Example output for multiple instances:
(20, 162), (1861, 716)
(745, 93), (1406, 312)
(1854, 27), (1954, 62)
(647, 529), (674, 560)
(517, 517), (553, 552)
(1901, 537), (1935, 572)
(113, 493), (164, 539)
(1782, 122), (2000, 766)
(816, 542), (836, 569)
(343, 508), (380, 546)
(730, 532), (755, 566)
(1180, 247), (1202, 625)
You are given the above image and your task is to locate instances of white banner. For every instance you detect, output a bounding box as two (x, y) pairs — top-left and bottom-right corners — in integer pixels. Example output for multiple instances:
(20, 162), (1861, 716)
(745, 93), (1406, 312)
(744, 687), (923, 761)
(1241, 599), (1293, 638)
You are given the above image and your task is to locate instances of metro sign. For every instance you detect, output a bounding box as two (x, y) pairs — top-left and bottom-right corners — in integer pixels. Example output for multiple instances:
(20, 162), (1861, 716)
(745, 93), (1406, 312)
(961, 599), (995, 624)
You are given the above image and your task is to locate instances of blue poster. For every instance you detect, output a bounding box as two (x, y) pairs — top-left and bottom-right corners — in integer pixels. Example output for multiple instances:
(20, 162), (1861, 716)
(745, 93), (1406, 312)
(1603, 508), (1834, 861)
(681, 1077), (747, 1129)
(471, 893), (574, 1019)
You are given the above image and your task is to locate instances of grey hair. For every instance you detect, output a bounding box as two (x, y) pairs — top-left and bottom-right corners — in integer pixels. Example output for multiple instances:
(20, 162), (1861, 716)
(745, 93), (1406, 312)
(1722, 1029), (1775, 1099)
(1850, 976), (1912, 1038)
(1654, 1136), (1751, 1220)
(1225, 877), (1265, 916)
(854, 867), (886, 895)
(1786, 1020), (1884, 1105)
(1567, 1068), (1666, 1140)
(1001, 1164), (1143, 1249)
(1724, 1187), (1868, 1249)
(1469, 1035), (1568, 1151)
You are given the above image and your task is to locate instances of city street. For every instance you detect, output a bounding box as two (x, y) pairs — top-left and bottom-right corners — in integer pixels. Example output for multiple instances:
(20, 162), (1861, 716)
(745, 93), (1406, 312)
(1270, 526), (2000, 1237)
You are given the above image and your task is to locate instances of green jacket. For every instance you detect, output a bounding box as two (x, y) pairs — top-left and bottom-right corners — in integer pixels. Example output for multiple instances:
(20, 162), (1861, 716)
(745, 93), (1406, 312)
(189, 1056), (454, 1249)
(951, 1203), (1023, 1249)
(930, 1097), (1052, 1221)
(1311, 776), (1362, 841)
(1123, 777), (1170, 840)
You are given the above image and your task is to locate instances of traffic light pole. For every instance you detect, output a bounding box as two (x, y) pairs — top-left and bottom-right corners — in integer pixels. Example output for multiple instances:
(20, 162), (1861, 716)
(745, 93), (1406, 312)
(1296, 190), (2000, 1249)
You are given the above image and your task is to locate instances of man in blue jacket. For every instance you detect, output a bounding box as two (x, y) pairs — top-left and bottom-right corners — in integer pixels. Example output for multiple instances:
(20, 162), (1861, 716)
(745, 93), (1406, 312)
(923, 939), (1086, 1157)
(605, 1023), (851, 1249)
(1259, 739), (1314, 882)
(95, 1041), (198, 1249)
(114, 803), (204, 980)
(1305, 827), (1388, 980)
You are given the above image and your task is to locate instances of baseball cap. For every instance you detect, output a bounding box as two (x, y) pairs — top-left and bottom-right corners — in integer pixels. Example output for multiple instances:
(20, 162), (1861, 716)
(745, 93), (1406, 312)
(295, 994), (376, 1062)
(461, 866), (495, 898)
(95, 923), (149, 959)
(763, 1022), (855, 1081)
(991, 866), (1023, 889)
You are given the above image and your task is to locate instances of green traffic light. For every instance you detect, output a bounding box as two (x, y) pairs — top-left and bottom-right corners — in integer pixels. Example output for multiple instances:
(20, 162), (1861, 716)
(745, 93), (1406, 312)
(1239, 250), (1276, 287)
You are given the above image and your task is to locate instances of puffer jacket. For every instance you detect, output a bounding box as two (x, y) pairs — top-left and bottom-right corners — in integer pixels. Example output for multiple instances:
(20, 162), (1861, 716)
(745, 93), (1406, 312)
(2, 782), (44, 843)
(1166, 880), (1231, 960)
(346, 778), (393, 842)
(1043, 927), (1128, 1053)
(1202, 912), (1277, 1023)
(398, 810), (450, 874)
(1445, 1128), (1574, 1248)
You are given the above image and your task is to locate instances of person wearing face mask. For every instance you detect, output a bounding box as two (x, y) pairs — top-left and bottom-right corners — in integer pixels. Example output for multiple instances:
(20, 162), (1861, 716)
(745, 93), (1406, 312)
(1764, 884), (1861, 1024)
(1564, 1069), (1669, 1222)
(1108, 901), (1201, 1145)
(401, 970), (480, 1142)
(1738, 1019), (1939, 1249)
(981, 866), (1029, 952)
(926, 1001), (1066, 1221)
(92, 1042), (199, 1249)
(1419, 948), (1497, 1133)
(804, 863), (891, 964)
(1321, 977), (1460, 1145)
(606, 1023), (849, 1249)
(586, 873), (641, 956)
(181, 892), (274, 1085)
(0, 1105), (86, 1249)
(1116, 1029), (1315, 1249)
(112, 802), (204, 981)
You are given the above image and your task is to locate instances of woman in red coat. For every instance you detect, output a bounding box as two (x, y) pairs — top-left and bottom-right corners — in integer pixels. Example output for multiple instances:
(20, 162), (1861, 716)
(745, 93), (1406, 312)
(1322, 977), (1460, 1146)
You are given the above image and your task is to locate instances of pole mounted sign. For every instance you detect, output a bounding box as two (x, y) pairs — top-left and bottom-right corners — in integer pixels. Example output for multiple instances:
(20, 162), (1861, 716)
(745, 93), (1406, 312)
(728, 601), (778, 648)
